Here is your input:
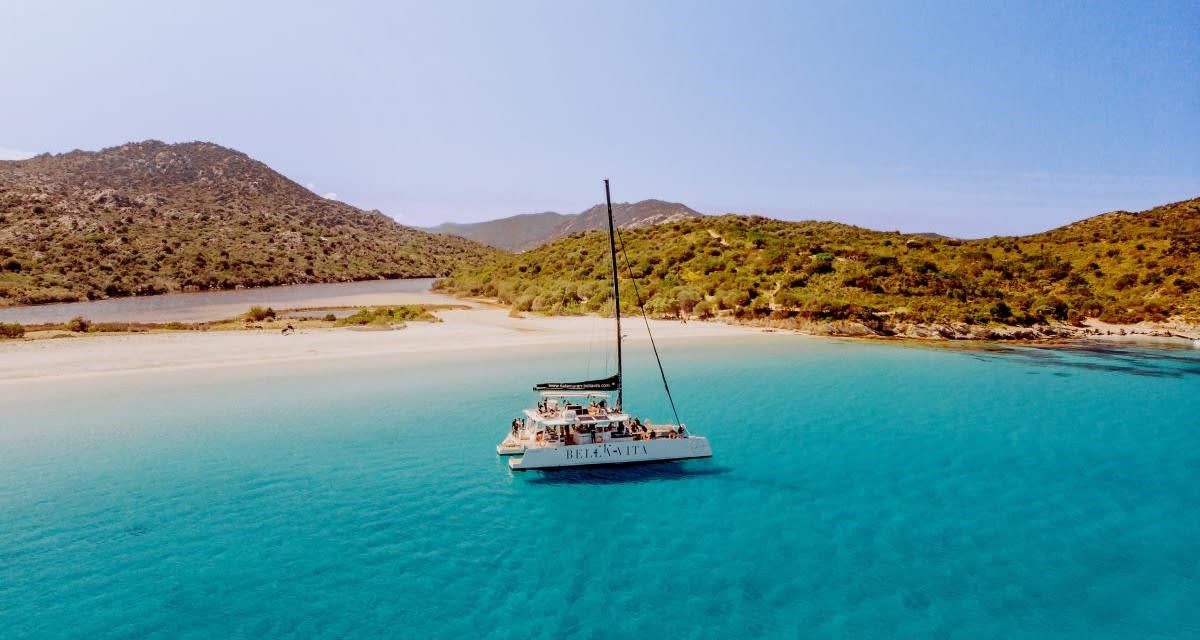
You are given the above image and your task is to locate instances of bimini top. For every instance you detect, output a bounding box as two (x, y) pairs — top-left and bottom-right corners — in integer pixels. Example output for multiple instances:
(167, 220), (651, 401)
(533, 374), (620, 392)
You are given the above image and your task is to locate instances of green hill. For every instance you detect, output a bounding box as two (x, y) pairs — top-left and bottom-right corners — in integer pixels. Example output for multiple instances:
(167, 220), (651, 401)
(436, 197), (1200, 334)
(0, 141), (496, 306)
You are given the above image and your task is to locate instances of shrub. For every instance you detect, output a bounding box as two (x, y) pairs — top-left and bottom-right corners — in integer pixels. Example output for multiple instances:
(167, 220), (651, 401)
(322, 313), (337, 322)
(989, 302), (1013, 322)
(335, 306), (436, 326)
(1113, 273), (1138, 290)
(806, 254), (835, 275)
(675, 287), (702, 315)
(66, 316), (91, 332)
(0, 322), (24, 339)
(244, 306), (276, 321)
(644, 294), (680, 317)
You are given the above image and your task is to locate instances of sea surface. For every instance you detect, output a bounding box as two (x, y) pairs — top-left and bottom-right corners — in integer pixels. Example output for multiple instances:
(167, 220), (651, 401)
(2, 336), (1198, 639)
(0, 278), (438, 325)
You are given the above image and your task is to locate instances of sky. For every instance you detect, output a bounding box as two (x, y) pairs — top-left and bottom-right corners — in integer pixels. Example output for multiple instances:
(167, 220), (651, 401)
(1, 0), (1196, 237)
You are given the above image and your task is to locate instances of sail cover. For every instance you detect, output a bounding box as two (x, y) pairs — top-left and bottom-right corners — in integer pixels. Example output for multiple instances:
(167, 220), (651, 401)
(533, 374), (620, 392)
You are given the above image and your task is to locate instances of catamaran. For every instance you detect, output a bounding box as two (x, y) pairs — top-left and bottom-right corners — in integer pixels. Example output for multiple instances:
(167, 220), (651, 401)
(497, 180), (713, 470)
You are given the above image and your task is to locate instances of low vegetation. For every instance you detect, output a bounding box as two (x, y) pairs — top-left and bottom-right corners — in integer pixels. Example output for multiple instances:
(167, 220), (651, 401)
(335, 305), (440, 327)
(0, 322), (23, 338)
(436, 197), (1200, 329)
(66, 316), (91, 332)
(18, 318), (206, 335)
(244, 306), (277, 321)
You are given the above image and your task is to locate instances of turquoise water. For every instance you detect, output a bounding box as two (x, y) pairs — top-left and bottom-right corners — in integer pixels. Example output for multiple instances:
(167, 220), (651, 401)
(2, 336), (1199, 638)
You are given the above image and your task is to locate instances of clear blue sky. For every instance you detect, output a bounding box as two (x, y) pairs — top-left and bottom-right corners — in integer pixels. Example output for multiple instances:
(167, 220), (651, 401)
(1, 1), (1196, 236)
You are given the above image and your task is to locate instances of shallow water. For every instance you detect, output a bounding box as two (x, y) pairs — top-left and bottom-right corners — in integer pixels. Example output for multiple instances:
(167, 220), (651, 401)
(1, 336), (1198, 639)
(0, 278), (437, 324)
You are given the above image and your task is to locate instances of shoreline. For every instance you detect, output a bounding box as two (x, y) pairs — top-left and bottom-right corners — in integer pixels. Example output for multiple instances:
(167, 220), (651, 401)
(3, 306), (1196, 386)
(3, 279), (1195, 347)
(3, 283), (1197, 385)
(0, 308), (767, 385)
(731, 316), (1200, 345)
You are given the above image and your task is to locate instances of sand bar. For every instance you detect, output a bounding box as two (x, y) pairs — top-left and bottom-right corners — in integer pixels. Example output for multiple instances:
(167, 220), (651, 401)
(0, 308), (766, 384)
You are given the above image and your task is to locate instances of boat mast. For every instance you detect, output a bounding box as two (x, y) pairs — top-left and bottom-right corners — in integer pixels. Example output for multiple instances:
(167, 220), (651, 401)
(604, 179), (623, 411)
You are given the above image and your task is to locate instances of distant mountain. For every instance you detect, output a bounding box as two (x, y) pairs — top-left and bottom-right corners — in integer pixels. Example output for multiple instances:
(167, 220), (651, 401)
(558, 199), (703, 235)
(438, 197), (1200, 334)
(429, 211), (569, 253)
(0, 140), (496, 306)
(429, 199), (702, 251)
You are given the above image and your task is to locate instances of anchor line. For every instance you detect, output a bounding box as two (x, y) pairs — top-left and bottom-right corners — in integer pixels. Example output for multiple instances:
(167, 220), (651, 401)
(613, 224), (683, 428)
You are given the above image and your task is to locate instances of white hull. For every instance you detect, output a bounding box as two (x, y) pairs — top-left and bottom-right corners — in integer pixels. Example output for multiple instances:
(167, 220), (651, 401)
(496, 434), (526, 456)
(509, 436), (712, 471)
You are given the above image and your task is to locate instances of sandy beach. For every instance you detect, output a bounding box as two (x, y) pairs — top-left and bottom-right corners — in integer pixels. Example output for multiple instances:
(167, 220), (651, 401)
(3, 281), (1196, 385)
(0, 305), (765, 384)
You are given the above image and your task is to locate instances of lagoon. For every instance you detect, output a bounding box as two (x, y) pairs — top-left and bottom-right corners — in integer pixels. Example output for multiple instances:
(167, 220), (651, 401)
(0, 278), (440, 325)
(1, 336), (1198, 638)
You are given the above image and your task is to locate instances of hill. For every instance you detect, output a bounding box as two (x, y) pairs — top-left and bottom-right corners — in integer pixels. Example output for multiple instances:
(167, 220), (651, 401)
(435, 197), (1200, 337)
(0, 141), (496, 306)
(429, 199), (702, 251)
(429, 211), (569, 253)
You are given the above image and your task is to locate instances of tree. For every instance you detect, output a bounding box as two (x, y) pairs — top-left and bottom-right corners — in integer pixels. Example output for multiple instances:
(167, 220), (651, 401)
(675, 287), (702, 315)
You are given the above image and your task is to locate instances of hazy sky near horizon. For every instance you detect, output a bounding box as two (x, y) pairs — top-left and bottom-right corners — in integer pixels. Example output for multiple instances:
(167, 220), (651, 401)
(1, 1), (1197, 236)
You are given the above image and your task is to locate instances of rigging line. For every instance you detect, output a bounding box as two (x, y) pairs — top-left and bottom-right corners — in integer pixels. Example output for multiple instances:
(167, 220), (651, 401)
(585, 302), (598, 379)
(613, 224), (683, 428)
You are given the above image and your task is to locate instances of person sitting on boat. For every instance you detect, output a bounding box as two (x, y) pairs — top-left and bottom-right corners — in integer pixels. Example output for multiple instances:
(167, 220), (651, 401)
(511, 418), (521, 436)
